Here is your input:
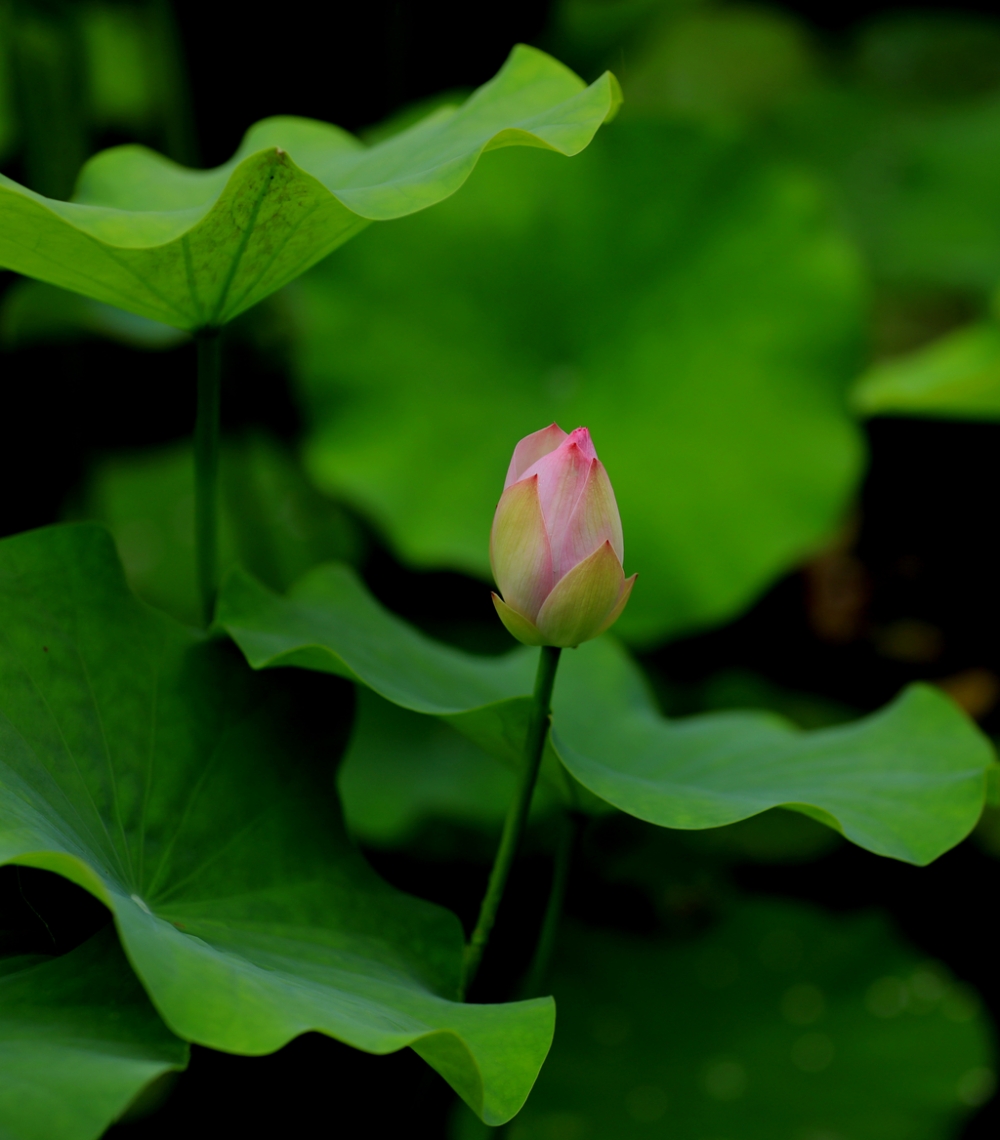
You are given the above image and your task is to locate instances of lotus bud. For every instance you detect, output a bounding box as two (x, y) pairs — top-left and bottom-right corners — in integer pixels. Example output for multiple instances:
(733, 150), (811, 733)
(490, 424), (636, 648)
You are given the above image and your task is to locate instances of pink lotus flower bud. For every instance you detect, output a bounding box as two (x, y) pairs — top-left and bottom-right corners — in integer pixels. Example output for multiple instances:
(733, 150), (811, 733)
(490, 424), (636, 648)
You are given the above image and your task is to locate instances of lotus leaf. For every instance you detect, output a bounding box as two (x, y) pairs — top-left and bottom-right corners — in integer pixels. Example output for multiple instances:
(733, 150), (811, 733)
(0, 45), (620, 330)
(0, 927), (188, 1140)
(0, 524), (552, 1127)
(217, 563), (995, 865)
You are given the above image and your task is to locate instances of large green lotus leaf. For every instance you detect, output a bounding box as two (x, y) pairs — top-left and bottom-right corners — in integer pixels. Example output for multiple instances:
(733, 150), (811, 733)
(0, 45), (620, 331)
(853, 320), (1000, 421)
(216, 563), (534, 716)
(0, 524), (553, 1127)
(216, 564), (995, 865)
(452, 898), (996, 1139)
(551, 640), (994, 865)
(66, 435), (363, 627)
(0, 927), (188, 1140)
(290, 118), (864, 645)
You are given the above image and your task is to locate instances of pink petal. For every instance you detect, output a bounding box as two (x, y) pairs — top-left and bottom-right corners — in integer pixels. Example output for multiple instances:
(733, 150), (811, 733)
(564, 426), (597, 461)
(504, 424), (568, 489)
(519, 439), (593, 572)
(534, 540), (624, 648)
(555, 458), (624, 577)
(489, 475), (553, 621)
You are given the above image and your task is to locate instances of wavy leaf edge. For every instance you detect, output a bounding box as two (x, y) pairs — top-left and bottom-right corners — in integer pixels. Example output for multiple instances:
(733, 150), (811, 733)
(216, 563), (995, 866)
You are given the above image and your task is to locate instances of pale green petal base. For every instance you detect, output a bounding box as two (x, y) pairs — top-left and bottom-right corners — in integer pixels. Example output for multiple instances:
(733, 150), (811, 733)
(492, 593), (547, 646)
(597, 573), (637, 636)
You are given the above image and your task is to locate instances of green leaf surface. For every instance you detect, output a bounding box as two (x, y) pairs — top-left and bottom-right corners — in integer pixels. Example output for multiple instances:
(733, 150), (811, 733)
(551, 640), (992, 865)
(217, 564), (993, 865)
(0, 927), (188, 1140)
(453, 898), (996, 1139)
(0, 45), (619, 331)
(217, 562), (535, 714)
(853, 320), (1000, 421)
(290, 118), (864, 645)
(0, 524), (553, 1126)
(66, 435), (363, 627)
(340, 689), (559, 848)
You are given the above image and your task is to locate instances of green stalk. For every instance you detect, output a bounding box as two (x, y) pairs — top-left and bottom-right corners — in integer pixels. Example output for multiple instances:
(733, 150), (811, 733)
(194, 331), (222, 627)
(460, 644), (562, 1000)
(520, 810), (578, 999)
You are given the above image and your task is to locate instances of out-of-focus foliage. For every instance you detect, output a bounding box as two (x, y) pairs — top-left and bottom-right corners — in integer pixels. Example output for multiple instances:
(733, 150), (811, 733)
(0, 0), (195, 195)
(292, 123), (864, 645)
(556, 3), (1000, 299)
(1, 276), (187, 349)
(0, 525), (555, 1127)
(217, 566), (994, 864)
(0, 3), (14, 161)
(0, 46), (620, 329)
(82, 1), (156, 132)
(453, 898), (996, 1139)
(550, 0), (818, 122)
(854, 318), (1000, 421)
(0, 928), (188, 1140)
(68, 435), (362, 627)
(551, 637), (993, 865)
(619, 5), (815, 122)
(774, 17), (1000, 296)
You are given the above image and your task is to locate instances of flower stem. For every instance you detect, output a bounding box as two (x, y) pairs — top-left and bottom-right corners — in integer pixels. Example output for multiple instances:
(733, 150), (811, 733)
(520, 810), (578, 998)
(460, 644), (562, 1000)
(194, 330), (222, 627)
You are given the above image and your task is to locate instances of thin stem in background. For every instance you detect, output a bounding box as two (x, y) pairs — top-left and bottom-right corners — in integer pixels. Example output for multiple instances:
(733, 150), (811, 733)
(520, 810), (578, 999)
(146, 0), (200, 168)
(460, 644), (562, 1000)
(194, 330), (222, 627)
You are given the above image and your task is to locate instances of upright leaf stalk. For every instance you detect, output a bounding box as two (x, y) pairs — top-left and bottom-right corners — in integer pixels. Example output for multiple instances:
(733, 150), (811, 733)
(520, 807), (578, 998)
(461, 644), (562, 999)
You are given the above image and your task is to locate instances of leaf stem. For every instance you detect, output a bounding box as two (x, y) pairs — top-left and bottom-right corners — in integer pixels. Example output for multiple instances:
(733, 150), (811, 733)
(520, 810), (578, 999)
(195, 330), (222, 626)
(461, 644), (562, 999)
